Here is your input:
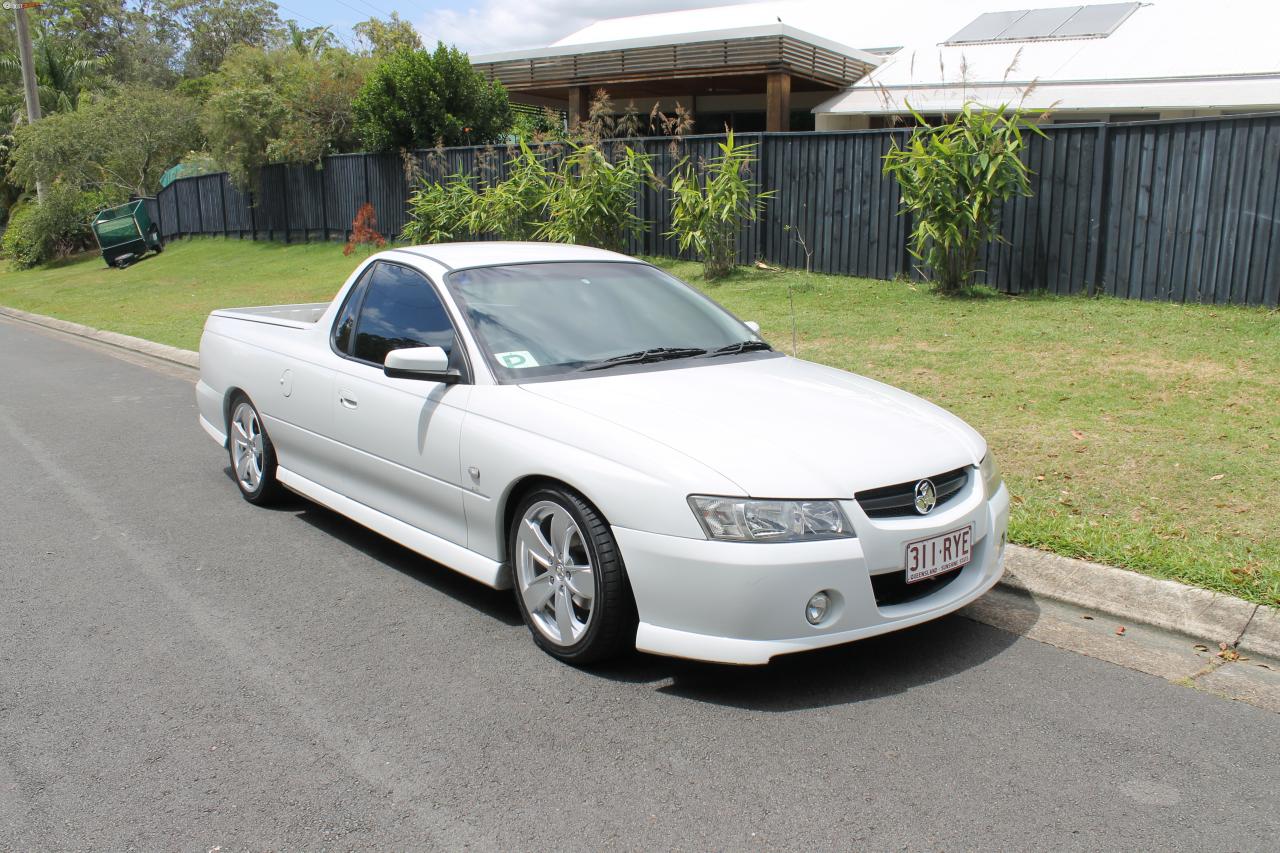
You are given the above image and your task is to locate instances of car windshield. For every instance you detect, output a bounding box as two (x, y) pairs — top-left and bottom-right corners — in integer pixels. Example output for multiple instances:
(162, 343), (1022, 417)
(445, 261), (765, 381)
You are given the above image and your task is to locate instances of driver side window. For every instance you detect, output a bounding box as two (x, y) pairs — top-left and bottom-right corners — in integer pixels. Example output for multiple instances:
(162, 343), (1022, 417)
(347, 262), (456, 366)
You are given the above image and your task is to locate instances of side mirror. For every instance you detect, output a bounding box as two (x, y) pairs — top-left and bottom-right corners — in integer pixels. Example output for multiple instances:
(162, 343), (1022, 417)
(384, 346), (461, 383)
(744, 320), (761, 334)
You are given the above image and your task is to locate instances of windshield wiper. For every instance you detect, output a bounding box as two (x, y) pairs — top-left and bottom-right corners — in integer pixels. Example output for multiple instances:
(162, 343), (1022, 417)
(707, 340), (773, 356)
(580, 346), (708, 371)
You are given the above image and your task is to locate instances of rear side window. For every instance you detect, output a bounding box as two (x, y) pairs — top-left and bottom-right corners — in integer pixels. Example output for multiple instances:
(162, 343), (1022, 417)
(332, 267), (373, 355)
(351, 262), (455, 365)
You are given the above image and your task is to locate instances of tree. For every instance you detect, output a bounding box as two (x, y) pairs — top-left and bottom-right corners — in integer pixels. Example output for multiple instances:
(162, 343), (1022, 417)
(882, 103), (1044, 293)
(176, 0), (283, 77)
(35, 1), (181, 87)
(202, 45), (368, 186)
(11, 86), (202, 196)
(352, 42), (511, 150)
(285, 21), (337, 57)
(0, 27), (107, 119)
(353, 12), (421, 56)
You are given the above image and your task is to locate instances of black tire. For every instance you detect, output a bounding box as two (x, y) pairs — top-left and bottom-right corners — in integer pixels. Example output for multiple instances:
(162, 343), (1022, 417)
(509, 486), (637, 665)
(226, 393), (284, 505)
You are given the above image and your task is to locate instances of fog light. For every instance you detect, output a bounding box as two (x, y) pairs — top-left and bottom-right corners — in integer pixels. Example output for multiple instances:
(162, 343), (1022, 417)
(806, 592), (830, 625)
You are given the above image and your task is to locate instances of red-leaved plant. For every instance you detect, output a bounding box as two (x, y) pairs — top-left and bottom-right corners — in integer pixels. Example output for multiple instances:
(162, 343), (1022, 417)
(343, 202), (386, 256)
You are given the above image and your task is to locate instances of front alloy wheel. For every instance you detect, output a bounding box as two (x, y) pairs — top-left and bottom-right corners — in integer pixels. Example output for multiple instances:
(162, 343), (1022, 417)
(516, 500), (597, 645)
(510, 487), (635, 664)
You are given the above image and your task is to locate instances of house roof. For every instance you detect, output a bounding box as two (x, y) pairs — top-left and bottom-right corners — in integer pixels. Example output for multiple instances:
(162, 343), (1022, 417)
(549, 1), (927, 54)
(471, 22), (882, 95)
(824, 76), (1280, 115)
(520, 0), (1280, 114)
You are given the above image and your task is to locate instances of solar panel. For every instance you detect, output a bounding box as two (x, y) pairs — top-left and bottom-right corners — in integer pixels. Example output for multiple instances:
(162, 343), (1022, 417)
(946, 10), (1029, 44)
(944, 3), (1140, 44)
(1000, 6), (1082, 39)
(1052, 2), (1141, 37)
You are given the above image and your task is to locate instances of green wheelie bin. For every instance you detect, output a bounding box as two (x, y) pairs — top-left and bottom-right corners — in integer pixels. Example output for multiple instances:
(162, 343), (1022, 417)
(91, 200), (163, 268)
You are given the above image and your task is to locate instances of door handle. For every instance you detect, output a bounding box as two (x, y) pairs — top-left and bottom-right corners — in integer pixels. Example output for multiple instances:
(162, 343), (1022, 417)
(338, 390), (358, 409)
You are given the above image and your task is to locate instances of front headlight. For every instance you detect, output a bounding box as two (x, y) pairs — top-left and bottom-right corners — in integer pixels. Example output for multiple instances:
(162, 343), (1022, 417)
(688, 496), (854, 542)
(980, 452), (1002, 498)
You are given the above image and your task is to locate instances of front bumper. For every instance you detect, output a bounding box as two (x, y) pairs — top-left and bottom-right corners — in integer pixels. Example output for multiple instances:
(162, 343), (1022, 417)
(616, 479), (1010, 665)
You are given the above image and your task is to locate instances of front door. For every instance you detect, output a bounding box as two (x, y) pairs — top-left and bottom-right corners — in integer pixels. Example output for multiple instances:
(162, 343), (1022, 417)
(328, 261), (471, 547)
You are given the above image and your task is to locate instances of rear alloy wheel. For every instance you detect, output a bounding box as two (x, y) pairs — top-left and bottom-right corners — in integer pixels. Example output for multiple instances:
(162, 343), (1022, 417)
(511, 487), (635, 664)
(228, 395), (283, 505)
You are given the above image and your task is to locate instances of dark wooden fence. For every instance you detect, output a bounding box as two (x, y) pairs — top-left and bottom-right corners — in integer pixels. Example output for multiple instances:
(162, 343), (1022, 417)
(148, 113), (1280, 307)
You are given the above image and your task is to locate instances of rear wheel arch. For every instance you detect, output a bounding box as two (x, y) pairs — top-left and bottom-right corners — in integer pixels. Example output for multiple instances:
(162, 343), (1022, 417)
(222, 386), (249, 434)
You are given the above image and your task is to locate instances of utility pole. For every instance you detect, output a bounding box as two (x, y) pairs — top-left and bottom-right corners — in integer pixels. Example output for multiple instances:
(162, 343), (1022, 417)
(10, 1), (44, 201)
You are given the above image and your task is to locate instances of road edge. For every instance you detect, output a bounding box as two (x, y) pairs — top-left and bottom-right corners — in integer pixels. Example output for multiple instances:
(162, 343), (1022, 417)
(0, 305), (199, 369)
(4, 303), (1276, 658)
(1004, 545), (1276, 658)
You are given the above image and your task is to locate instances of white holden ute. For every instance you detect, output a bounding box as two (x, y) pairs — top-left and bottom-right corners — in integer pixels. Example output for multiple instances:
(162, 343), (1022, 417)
(197, 242), (1009, 665)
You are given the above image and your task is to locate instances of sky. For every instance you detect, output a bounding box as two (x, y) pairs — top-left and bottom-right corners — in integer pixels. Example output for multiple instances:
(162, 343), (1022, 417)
(282, 0), (745, 55)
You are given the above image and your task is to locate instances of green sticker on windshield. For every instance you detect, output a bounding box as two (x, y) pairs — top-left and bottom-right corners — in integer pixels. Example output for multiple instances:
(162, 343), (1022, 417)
(496, 350), (539, 369)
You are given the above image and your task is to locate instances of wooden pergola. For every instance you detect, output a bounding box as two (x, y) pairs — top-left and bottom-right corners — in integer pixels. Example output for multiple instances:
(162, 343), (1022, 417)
(472, 25), (881, 132)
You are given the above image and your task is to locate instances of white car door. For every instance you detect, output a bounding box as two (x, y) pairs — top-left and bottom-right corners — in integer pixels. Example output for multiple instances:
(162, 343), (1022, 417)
(327, 260), (472, 547)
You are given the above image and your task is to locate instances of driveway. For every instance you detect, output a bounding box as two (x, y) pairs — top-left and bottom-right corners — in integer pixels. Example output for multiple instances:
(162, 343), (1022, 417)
(1, 316), (1276, 851)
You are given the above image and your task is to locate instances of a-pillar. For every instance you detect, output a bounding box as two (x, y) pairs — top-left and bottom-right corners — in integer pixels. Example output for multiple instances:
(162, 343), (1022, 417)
(766, 72), (792, 132)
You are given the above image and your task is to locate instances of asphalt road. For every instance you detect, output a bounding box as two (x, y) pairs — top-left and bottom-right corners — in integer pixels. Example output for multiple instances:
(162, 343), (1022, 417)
(2, 316), (1277, 852)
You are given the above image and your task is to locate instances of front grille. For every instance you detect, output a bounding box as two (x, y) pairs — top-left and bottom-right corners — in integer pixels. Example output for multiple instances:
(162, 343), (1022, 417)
(855, 467), (970, 518)
(870, 565), (964, 607)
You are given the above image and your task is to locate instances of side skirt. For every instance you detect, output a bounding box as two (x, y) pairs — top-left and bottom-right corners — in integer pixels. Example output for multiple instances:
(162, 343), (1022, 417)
(275, 465), (510, 589)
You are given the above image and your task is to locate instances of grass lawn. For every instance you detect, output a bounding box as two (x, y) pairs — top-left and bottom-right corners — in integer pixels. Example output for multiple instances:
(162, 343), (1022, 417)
(3, 238), (1278, 606)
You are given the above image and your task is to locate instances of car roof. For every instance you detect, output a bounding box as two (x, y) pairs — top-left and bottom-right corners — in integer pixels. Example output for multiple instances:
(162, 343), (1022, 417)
(385, 241), (639, 271)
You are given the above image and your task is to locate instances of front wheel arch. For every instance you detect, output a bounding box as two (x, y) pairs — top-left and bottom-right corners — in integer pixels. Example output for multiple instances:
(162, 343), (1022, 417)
(500, 475), (601, 567)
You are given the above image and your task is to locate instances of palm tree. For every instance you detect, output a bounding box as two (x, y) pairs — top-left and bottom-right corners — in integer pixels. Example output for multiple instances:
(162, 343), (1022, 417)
(0, 27), (106, 122)
(286, 21), (337, 57)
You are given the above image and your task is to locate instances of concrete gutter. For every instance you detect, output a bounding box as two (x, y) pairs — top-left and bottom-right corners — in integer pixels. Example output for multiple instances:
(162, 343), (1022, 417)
(1003, 545), (1278, 659)
(0, 306), (199, 369)
(4, 304), (1277, 658)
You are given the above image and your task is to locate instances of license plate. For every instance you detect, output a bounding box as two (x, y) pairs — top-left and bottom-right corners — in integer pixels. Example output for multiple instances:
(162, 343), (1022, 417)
(904, 525), (972, 584)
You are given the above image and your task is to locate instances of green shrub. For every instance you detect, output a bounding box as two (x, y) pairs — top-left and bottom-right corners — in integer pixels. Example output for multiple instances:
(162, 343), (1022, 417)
(2, 204), (47, 269)
(882, 103), (1043, 293)
(401, 140), (650, 251)
(534, 143), (651, 252)
(2, 183), (118, 269)
(402, 172), (477, 244)
(668, 131), (769, 280)
(476, 142), (551, 240)
(402, 142), (552, 244)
